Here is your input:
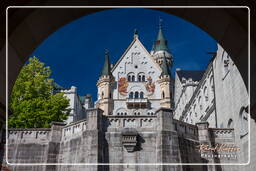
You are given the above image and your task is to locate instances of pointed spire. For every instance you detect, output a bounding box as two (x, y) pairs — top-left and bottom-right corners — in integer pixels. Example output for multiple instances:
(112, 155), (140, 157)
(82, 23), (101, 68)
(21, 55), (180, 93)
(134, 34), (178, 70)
(101, 49), (111, 77)
(160, 53), (170, 76)
(155, 18), (168, 51)
(134, 28), (138, 39)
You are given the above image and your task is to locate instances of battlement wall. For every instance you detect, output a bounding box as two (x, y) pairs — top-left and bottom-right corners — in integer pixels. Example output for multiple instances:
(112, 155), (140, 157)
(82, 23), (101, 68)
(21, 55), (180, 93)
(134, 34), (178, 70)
(107, 115), (157, 131)
(173, 119), (198, 140)
(8, 128), (51, 144)
(62, 119), (87, 141)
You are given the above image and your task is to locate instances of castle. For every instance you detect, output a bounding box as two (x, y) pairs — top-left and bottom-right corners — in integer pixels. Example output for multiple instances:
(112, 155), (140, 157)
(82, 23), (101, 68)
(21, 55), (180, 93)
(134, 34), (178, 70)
(4, 23), (249, 171)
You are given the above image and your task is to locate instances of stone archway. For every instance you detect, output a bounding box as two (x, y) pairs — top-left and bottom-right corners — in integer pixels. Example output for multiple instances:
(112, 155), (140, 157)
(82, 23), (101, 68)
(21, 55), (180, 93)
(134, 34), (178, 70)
(0, 1), (255, 170)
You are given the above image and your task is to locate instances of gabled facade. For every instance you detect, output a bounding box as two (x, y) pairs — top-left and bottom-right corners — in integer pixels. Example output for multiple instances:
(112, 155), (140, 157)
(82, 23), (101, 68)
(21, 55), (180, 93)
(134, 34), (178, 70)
(96, 28), (174, 118)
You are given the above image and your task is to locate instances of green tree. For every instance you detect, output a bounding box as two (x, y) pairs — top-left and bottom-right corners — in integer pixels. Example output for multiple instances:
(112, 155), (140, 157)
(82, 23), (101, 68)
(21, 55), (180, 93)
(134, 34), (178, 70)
(9, 57), (70, 128)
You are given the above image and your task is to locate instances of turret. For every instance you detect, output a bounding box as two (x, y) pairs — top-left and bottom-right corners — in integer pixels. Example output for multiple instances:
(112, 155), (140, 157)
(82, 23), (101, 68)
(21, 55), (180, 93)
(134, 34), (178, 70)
(158, 56), (173, 108)
(151, 19), (173, 67)
(96, 50), (114, 115)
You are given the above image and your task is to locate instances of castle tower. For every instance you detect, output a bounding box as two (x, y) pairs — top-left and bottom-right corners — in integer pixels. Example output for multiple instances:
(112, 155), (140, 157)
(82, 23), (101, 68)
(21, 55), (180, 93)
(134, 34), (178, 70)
(96, 50), (114, 115)
(151, 20), (173, 67)
(158, 56), (173, 108)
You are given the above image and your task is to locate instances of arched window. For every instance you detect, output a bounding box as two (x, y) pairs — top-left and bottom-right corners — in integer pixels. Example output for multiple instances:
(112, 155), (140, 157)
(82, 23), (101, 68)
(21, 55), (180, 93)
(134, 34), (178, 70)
(129, 92), (134, 99)
(204, 86), (208, 101)
(240, 106), (248, 138)
(137, 72), (145, 82)
(142, 75), (145, 82)
(194, 105), (197, 117)
(138, 75), (141, 82)
(101, 92), (104, 99)
(140, 92), (144, 98)
(128, 75), (131, 82)
(227, 118), (234, 128)
(127, 72), (135, 82)
(132, 75), (135, 82)
(198, 96), (202, 110)
(134, 91), (139, 99)
(162, 91), (165, 99)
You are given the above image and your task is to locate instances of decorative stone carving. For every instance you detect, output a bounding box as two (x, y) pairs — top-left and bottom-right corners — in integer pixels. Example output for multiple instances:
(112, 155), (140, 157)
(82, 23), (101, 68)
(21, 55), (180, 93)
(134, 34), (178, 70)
(121, 128), (138, 152)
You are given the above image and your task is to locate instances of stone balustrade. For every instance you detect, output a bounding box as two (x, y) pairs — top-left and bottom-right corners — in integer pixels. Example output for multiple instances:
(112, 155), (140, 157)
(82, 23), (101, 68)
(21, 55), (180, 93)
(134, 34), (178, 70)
(8, 128), (51, 143)
(62, 119), (87, 140)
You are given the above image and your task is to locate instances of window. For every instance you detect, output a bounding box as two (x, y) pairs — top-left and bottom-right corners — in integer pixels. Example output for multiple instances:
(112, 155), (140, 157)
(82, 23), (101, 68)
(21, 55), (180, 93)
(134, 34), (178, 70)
(204, 87), (208, 101)
(198, 96), (202, 110)
(194, 105), (197, 117)
(129, 92), (134, 99)
(162, 91), (165, 99)
(137, 72), (145, 82)
(132, 75), (135, 82)
(101, 92), (104, 99)
(138, 75), (141, 82)
(142, 75), (145, 82)
(134, 91), (139, 99)
(127, 72), (135, 82)
(140, 92), (144, 98)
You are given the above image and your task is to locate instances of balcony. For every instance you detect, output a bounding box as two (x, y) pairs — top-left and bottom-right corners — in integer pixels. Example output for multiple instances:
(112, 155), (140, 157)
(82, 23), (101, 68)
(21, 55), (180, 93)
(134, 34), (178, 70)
(126, 98), (149, 108)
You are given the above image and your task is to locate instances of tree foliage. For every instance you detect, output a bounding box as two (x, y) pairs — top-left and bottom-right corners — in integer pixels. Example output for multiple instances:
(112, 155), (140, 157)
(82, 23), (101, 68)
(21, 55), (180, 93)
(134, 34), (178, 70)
(9, 57), (70, 128)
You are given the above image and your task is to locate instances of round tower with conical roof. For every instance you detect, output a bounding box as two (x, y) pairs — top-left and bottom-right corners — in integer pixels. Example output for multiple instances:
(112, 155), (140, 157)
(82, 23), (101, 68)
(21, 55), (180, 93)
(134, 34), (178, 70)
(150, 20), (173, 67)
(96, 50), (115, 115)
(158, 55), (173, 108)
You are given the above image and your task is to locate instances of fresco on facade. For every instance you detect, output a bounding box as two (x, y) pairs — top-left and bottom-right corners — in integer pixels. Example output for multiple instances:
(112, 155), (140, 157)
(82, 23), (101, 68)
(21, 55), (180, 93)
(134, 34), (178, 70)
(118, 77), (129, 95)
(145, 76), (155, 95)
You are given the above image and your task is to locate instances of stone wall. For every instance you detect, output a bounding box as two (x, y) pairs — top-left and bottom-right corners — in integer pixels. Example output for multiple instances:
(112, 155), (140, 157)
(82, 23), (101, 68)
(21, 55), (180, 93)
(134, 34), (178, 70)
(3, 108), (244, 171)
(4, 109), (104, 171)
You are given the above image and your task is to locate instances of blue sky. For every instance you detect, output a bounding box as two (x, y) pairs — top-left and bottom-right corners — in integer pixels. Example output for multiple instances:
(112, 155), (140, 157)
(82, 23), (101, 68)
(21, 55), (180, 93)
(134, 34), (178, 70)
(32, 8), (217, 101)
